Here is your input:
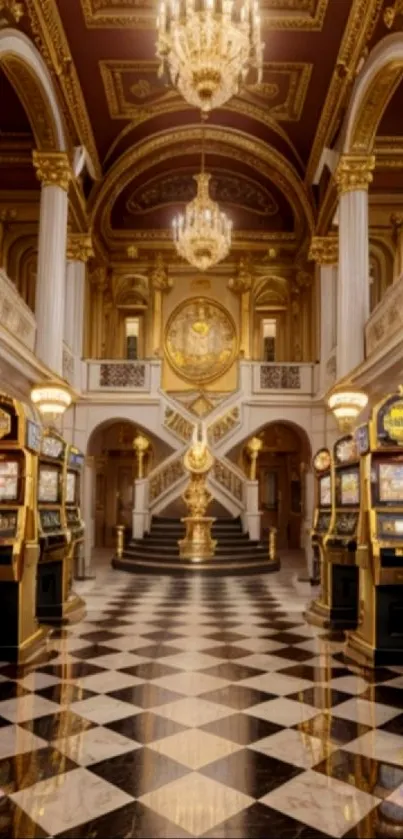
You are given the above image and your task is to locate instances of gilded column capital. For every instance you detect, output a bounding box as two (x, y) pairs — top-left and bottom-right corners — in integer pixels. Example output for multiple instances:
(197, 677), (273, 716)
(32, 151), (73, 192)
(335, 154), (376, 195)
(151, 253), (172, 292)
(309, 235), (339, 265)
(67, 233), (94, 263)
(228, 256), (253, 294)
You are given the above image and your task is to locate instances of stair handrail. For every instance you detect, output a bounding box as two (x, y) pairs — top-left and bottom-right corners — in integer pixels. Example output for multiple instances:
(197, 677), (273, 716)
(148, 448), (187, 510)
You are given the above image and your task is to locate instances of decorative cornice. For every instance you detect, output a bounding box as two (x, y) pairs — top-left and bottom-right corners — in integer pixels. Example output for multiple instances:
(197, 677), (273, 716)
(309, 235), (339, 265)
(32, 151), (72, 192)
(335, 154), (376, 195)
(67, 233), (94, 263)
(306, 0), (384, 185)
(26, 0), (101, 178)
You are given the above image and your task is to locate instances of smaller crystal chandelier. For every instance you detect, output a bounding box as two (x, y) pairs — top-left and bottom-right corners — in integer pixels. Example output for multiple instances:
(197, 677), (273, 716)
(156, 0), (263, 113)
(172, 128), (232, 271)
(327, 386), (368, 432)
(31, 382), (73, 425)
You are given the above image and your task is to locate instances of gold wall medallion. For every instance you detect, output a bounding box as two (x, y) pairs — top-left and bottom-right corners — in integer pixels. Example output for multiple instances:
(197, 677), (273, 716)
(165, 298), (237, 385)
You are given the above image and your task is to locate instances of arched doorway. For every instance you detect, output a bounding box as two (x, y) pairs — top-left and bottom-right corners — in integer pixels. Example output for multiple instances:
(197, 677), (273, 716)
(242, 421), (311, 550)
(87, 420), (154, 548)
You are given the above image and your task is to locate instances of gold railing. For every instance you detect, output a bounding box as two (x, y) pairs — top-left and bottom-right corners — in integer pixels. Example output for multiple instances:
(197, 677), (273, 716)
(149, 454), (186, 504)
(207, 407), (240, 446)
(211, 458), (243, 502)
(163, 407), (195, 443)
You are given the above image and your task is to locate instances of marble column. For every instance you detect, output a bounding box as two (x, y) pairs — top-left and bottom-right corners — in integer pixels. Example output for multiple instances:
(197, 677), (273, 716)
(309, 235), (338, 393)
(335, 154), (375, 379)
(33, 151), (72, 375)
(151, 254), (172, 355)
(227, 257), (253, 358)
(65, 234), (94, 388)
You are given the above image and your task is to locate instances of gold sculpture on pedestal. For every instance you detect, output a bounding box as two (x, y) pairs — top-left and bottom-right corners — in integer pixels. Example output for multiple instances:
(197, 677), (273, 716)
(179, 425), (217, 562)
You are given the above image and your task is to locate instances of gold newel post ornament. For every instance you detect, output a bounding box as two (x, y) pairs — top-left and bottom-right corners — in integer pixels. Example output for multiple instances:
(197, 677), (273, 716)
(179, 425), (217, 562)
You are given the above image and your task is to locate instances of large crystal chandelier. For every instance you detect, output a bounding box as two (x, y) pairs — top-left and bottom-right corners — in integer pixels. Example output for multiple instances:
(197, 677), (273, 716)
(172, 133), (232, 271)
(156, 0), (263, 113)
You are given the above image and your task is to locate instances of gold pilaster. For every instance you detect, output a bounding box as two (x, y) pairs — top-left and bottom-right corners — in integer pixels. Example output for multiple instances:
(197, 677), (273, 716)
(228, 256), (253, 359)
(309, 235), (339, 265)
(32, 151), (73, 192)
(151, 253), (172, 356)
(67, 233), (94, 263)
(335, 154), (376, 195)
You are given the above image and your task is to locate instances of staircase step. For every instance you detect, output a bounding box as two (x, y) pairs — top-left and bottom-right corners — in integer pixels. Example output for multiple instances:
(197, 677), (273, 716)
(127, 543), (266, 557)
(114, 553), (280, 576)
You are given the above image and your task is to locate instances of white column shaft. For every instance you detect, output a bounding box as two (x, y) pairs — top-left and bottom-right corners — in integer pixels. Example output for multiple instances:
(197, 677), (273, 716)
(35, 184), (68, 374)
(337, 189), (369, 378)
(64, 261), (75, 349)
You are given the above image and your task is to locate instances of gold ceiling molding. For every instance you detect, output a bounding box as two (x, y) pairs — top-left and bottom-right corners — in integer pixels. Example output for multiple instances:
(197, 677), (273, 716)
(26, 0), (101, 178)
(309, 234), (338, 264)
(335, 154), (376, 194)
(1, 56), (59, 152)
(91, 126), (315, 244)
(0, 1), (23, 22)
(32, 150), (73, 192)
(349, 62), (403, 154)
(306, 0), (384, 185)
(81, 0), (328, 30)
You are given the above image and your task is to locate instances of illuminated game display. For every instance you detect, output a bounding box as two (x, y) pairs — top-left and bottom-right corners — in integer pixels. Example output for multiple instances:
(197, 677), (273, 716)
(66, 472), (76, 505)
(63, 446), (85, 602)
(340, 470), (360, 506)
(38, 467), (59, 504)
(36, 429), (69, 624)
(0, 461), (19, 502)
(306, 448), (332, 592)
(346, 391), (403, 666)
(319, 475), (331, 506)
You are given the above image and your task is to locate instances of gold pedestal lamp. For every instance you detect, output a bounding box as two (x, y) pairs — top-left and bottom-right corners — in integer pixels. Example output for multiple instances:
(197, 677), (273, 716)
(179, 427), (217, 562)
(246, 436), (263, 480)
(133, 434), (150, 479)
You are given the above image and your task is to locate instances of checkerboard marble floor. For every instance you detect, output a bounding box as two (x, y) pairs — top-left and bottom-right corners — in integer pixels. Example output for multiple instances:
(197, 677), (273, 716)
(1, 559), (403, 838)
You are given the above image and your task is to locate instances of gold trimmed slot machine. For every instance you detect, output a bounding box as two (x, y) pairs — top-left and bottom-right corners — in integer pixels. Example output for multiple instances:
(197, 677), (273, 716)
(309, 448), (332, 586)
(306, 435), (360, 630)
(346, 392), (403, 666)
(36, 428), (70, 623)
(62, 444), (85, 618)
(0, 392), (47, 661)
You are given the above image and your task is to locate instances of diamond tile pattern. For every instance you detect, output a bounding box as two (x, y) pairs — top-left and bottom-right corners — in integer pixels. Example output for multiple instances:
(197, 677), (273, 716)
(1, 564), (403, 838)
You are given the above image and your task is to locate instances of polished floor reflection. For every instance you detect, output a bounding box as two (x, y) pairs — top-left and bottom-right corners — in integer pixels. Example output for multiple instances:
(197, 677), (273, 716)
(0, 559), (403, 837)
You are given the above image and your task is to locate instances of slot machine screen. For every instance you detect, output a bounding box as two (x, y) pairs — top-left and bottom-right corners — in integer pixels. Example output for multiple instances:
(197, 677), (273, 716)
(38, 467), (59, 503)
(66, 471), (76, 505)
(319, 475), (331, 506)
(340, 470), (360, 505)
(0, 461), (19, 502)
(379, 463), (403, 503)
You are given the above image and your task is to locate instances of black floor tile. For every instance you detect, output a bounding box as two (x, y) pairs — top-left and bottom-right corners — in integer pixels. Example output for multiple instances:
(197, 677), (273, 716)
(78, 631), (122, 644)
(269, 646), (316, 663)
(288, 687), (351, 710)
(39, 662), (107, 679)
(269, 631), (309, 645)
(200, 748), (302, 798)
(200, 662), (266, 681)
(200, 684), (275, 710)
(66, 644), (116, 661)
(314, 749), (403, 798)
(36, 683), (96, 705)
(281, 664), (351, 681)
(0, 746), (76, 793)
(294, 713), (371, 745)
(202, 802), (332, 838)
(54, 801), (192, 839)
(90, 746), (190, 796)
(361, 685), (403, 710)
(0, 797), (49, 838)
(106, 711), (188, 743)
(120, 662), (182, 680)
(200, 712), (282, 744)
(202, 645), (253, 660)
(379, 712), (403, 735)
(20, 710), (96, 740)
(108, 683), (184, 708)
(133, 644), (183, 658)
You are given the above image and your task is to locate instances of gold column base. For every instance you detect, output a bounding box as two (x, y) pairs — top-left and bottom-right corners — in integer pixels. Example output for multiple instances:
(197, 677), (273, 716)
(62, 593), (86, 624)
(344, 630), (378, 668)
(179, 517), (217, 562)
(305, 597), (332, 629)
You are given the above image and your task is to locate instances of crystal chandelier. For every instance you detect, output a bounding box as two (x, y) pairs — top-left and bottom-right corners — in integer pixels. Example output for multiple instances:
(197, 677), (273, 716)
(156, 0), (263, 113)
(172, 135), (232, 271)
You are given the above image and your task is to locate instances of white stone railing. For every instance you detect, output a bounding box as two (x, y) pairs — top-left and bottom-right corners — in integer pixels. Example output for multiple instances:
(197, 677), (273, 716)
(0, 269), (36, 352)
(86, 359), (161, 393)
(365, 276), (403, 358)
(252, 362), (316, 394)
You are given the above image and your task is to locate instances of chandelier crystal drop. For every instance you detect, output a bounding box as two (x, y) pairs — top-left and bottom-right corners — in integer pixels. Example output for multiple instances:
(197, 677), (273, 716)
(156, 0), (263, 113)
(172, 171), (232, 271)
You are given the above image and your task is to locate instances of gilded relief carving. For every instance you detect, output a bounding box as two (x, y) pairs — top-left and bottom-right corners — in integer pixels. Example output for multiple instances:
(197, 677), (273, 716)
(2, 57), (58, 152)
(165, 298), (237, 385)
(100, 60), (312, 127)
(82, 0), (328, 28)
(126, 171), (279, 217)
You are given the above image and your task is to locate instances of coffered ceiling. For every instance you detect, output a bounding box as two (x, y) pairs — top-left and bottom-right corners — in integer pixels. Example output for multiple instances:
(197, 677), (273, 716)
(0, 0), (400, 256)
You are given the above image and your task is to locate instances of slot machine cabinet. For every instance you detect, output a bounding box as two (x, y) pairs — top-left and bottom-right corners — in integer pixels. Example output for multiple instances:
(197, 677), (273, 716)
(63, 445), (85, 619)
(306, 436), (360, 630)
(36, 429), (70, 623)
(0, 393), (47, 661)
(308, 448), (332, 587)
(346, 393), (403, 666)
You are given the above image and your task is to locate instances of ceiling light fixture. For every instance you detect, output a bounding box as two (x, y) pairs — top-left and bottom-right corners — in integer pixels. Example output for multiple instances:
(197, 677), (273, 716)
(156, 0), (263, 113)
(172, 123), (232, 271)
(327, 387), (368, 432)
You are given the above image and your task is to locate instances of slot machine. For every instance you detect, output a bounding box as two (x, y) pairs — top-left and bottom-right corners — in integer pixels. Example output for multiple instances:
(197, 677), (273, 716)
(36, 428), (70, 623)
(346, 392), (403, 666)
(309, 448), (332, 587)
(63, 444), (85, 618)
(306, 435), (360, 629)
(0, 392), (47, 661)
